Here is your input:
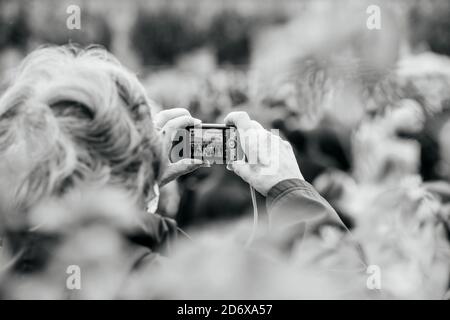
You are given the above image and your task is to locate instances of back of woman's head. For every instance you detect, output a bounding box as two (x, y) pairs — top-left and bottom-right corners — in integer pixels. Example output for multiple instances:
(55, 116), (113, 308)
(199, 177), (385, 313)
(0, 45), (162, 219)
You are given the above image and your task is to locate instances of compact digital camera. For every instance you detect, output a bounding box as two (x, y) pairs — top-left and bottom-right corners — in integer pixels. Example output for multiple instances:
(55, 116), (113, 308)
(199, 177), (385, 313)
(170, 124), (242, 165)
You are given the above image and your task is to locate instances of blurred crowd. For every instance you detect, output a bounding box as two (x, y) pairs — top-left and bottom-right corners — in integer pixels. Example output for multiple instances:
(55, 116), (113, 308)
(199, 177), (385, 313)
(0, 0), (449, 299)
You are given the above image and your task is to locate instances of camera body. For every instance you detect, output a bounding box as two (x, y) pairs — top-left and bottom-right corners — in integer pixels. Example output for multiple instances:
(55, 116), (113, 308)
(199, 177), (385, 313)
(170, 124), (242, 165)
(186, 124), (241, 164)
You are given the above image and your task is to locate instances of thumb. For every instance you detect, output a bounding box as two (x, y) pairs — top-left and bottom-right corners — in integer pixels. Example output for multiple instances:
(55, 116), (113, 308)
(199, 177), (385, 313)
(170, 158), (204, 175)
(161, 159), (204, 186)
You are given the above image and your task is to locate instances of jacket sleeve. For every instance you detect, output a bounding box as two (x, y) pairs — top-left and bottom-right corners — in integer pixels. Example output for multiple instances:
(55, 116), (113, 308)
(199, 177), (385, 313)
(266, 178), (347, 234)
(264, 178), (368, 267)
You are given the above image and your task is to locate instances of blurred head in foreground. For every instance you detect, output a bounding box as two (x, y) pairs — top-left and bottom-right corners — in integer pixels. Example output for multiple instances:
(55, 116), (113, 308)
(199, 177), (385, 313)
(0, 46), (168, 298)
(0, 45), (162, 227)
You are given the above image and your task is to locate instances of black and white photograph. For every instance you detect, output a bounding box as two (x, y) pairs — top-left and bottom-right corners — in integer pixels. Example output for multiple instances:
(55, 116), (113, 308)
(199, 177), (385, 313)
(0, 0), (449, 304)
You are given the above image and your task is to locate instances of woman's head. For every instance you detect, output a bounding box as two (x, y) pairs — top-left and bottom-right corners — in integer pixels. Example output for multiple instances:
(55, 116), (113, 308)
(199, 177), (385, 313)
(0, 45), (162, 217)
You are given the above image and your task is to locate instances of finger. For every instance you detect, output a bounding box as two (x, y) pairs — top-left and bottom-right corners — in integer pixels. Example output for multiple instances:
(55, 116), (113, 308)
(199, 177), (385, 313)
(225, 114), (265, 162)
(257, 130), (272, 166)
(163, 115), (201, 131)
(228, 160), (252, 182)
(154, 108), (191, 128)
(171, 158), (204, 172)
(161, 159), (203, 186)
(224, 111), (253, 130)
(201, 159), (211, 168)
(237, 128), (259, 164)
(247, 130), (260, 165)
(250, 120), (264, 130)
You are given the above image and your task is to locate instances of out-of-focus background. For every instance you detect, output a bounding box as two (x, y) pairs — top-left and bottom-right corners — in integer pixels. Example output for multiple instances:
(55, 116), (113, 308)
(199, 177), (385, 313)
(0, 0), (449, 299)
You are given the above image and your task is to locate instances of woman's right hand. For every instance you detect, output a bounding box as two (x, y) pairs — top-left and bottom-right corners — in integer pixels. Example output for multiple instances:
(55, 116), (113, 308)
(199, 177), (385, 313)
(224, 111), (304, 196)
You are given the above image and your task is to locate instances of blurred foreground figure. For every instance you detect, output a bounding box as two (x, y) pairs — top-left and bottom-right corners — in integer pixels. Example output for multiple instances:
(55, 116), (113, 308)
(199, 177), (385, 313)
(0, 45), (179, 297)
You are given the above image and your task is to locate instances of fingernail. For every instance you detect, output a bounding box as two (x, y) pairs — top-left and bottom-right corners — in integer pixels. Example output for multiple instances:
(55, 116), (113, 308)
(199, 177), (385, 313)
(201, 160), (211, 167)
(193, 118), (202, 126)
(226, 163), (233, 171)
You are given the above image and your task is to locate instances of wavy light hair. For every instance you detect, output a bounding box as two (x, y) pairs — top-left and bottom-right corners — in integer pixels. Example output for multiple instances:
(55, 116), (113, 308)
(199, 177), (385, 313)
(0, 45), (162, 217)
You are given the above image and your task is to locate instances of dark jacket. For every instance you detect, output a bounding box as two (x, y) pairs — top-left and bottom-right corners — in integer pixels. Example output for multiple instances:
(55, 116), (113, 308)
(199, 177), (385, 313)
(266, 178), (345, 230)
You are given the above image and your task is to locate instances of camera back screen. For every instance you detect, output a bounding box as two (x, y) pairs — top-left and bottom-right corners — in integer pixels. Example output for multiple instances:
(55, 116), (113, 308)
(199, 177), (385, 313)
(189, 127), (237, 164)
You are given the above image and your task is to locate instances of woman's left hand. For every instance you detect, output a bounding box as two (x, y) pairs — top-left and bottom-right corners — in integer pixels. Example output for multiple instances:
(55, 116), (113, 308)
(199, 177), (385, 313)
(154, 108), (204, 186)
